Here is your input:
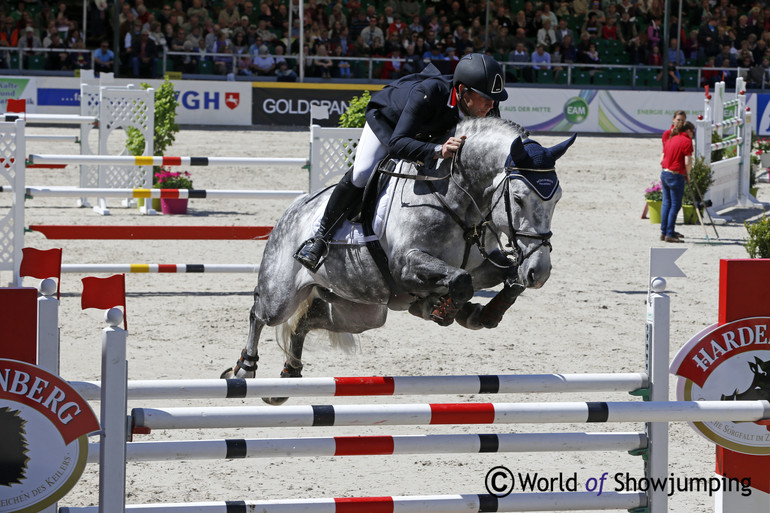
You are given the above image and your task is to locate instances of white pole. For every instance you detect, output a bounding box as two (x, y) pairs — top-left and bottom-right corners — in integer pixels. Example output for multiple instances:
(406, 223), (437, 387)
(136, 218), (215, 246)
(58, 491), (647, 513)
(5, 187), (305, 199)
(28, 154), (309, 166)
(36, 278), (59, 374)
(130, 400), (770, 430)
(86, 431), (645, 463)
(646, 286), (670, 513)
(69, 372), (648, 401)
(99, 308), (127, 513)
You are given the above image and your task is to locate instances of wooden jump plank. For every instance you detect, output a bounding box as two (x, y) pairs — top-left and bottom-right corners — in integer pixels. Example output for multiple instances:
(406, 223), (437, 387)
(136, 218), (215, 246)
(29, 225), (273, 240)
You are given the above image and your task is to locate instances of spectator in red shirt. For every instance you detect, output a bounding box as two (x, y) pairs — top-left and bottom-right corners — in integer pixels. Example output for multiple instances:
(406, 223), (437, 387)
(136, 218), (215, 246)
(659, 121), (694, 243)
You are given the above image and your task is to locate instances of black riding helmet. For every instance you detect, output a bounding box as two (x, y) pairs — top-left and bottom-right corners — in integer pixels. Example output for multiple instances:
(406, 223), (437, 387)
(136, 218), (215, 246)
(452, 53), (508, 102)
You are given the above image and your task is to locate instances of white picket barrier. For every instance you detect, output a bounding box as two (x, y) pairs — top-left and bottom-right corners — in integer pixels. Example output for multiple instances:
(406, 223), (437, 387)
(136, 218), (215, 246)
(694, 78), (765, 219)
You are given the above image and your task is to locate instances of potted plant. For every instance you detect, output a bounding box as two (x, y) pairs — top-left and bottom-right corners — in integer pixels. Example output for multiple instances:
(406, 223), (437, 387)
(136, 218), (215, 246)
(683, 156), (714, 224)
(744, 215), (770, 258)
(755, 136), (770, 169)
(644, 180), (663, 224)
(154, 168), (193, 214)
(126, 76), (180, 212)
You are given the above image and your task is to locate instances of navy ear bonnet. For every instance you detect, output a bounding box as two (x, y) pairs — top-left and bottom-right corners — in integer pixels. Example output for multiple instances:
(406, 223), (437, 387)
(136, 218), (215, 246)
(504, 133), (576, 201)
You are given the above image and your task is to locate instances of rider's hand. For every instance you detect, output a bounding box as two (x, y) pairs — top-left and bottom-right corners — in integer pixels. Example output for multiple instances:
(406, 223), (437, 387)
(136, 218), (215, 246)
(441, 136), (465, 158)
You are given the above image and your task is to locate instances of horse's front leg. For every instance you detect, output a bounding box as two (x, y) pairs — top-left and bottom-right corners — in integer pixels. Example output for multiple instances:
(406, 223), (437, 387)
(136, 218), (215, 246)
(399, 249), (474, 326)
(221, 286), (264, 379)
(457, 251), (523, 330)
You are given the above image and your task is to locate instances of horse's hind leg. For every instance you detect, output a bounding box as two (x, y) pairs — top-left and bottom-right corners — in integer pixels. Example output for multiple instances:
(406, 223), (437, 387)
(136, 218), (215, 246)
(221, 286), (266, 379)
(264, 295), (388, 405)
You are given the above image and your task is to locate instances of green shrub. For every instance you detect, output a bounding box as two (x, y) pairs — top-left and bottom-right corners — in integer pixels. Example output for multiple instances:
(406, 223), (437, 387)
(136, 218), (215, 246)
(338, 90), (371, 128)
(684, 156), (714, 206)
(745, 216), (770, 258)
(126, 77), (180, 183)
(711, 131), (723, 162)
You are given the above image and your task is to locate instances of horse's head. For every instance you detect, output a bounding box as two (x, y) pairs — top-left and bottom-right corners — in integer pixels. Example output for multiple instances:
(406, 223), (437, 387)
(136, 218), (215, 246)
(490, 133), (575, 289)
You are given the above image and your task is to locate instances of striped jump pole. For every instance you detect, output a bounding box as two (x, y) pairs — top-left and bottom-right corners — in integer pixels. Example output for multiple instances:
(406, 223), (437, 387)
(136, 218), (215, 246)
(25, 134), (80, 142)
(69, 373), (648, 402)
(29, 225), (273, 240)
(2, 113), (97, 124)
(60, 264), (260, 274)
(28, 154), (310, 167)
(86, 432), (646, 463)
(57, 492), (647, 513)
(131, 400), (770, 431)
(0, 186), (305, 200)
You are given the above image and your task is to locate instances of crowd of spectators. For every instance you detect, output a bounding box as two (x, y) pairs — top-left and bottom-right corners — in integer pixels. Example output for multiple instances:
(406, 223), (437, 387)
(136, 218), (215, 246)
(1, 0), (770, 88)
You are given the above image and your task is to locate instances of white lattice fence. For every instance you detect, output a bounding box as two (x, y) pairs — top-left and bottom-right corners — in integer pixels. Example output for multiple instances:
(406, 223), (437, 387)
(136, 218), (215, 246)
(310, 125), (362, 192)
(0, 120), (25, 286)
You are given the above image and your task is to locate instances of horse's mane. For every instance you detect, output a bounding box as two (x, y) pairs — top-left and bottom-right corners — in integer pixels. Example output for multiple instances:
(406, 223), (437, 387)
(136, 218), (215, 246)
(455, 117), (530, 177)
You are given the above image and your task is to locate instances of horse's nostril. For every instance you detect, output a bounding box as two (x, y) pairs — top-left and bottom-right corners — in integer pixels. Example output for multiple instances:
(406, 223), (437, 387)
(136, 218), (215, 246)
(528, 269), (536, 284)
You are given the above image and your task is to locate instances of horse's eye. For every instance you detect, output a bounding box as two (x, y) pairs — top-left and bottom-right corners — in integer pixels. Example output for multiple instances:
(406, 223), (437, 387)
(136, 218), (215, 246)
(512, 195), (524, 207)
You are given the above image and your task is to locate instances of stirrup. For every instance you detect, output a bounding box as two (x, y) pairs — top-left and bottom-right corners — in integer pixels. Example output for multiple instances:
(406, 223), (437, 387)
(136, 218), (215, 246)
(293, 237), (329, 273)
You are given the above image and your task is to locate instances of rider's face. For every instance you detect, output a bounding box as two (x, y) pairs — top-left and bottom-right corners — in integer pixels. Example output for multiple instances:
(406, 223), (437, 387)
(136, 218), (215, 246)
(460, 87), (494, 118)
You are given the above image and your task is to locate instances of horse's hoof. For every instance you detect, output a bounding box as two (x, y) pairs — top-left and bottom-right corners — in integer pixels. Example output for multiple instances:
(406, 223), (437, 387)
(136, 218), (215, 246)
(220, 367), (235, 379)
(455, 303), (484, 330)
(262, 396), (289, 406)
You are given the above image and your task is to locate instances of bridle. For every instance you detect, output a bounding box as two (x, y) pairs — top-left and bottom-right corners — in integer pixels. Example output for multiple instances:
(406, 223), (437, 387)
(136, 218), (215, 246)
(377, 139), (556, 272)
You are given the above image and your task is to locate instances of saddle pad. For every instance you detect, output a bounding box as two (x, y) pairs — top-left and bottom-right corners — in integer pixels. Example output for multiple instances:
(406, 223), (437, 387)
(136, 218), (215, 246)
(310, 165), (400, 245)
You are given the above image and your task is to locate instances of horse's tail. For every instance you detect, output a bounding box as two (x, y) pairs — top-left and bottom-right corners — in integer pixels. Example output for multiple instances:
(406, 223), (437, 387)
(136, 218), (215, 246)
(275, 290), (358, 363)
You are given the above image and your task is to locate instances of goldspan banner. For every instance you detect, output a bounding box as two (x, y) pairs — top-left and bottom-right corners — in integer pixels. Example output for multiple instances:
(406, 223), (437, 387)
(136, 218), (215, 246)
(252, 83), (383, 127)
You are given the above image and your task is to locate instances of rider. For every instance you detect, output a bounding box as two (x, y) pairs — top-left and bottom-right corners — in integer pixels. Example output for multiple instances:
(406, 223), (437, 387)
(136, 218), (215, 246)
(295, 52), (509, 272)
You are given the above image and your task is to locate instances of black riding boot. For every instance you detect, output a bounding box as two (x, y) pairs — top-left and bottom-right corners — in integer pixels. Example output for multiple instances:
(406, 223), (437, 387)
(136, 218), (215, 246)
(294, 172), (363, 272)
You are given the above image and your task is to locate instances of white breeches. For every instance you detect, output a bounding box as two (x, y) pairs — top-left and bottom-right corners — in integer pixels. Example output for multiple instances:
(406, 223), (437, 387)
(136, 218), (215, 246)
(351, 122), (388, 188)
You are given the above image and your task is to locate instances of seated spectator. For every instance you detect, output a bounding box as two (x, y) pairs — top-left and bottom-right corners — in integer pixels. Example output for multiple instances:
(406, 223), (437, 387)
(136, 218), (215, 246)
(250, 44), (275, 75)
(212, 30), (233, 74)
(587, 0), (606, 23)
(181, 39), (199, 73)
(69, 38), (90, 70)
(17, 26), (42, 68)
(740, 55), (765, 88)
(45, 32), (69, 70)
(537, 19), (556, 50)
(131, 28), (158, 77)
(332, 44), (352, 78)
(402, 43), (422, 73)
(379, 46), (403, 78)
(93, 40), (114, 74)
(560, 33), (578, 63)
(715, 43), (737, 85)
(555, 19), (574, 46)
(218, 0), (240, 29)
(648, 45), (662, 65)
(233, 31), (251, 75)
(617, 12), (637, 45)
(168, 26), (186, 70)
(668, 37), (685, 66)
(275, 58), (297, 81)
(701, 56), (719, 87)
(656, 63), (682, 91)
(602, 16), (618, 40)
(313, 43), (333, 77)
(683, 29), (699, 61)
(532, 43), (551, 70)
(359, 16), (383, 47)
(370, 36), (386, 57)
(581, 12), (602, 40)
(508, 41), (531, 81)
(581, 42), (601, 70)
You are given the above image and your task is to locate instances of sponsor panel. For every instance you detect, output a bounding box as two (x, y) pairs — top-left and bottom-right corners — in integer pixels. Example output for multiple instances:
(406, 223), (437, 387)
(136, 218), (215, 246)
(252, 83), (382, 126)
(0, 78), (36, 112)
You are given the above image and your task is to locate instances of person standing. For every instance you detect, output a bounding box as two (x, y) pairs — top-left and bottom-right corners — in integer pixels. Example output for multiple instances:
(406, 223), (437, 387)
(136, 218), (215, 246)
(659, 121), (694, 243)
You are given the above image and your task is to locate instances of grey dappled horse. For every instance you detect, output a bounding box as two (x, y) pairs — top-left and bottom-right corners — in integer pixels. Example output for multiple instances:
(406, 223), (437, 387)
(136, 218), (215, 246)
(223, 117), (575, 403)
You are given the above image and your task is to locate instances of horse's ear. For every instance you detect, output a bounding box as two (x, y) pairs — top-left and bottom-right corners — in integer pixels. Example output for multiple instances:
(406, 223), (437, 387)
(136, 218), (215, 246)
(549, 133), (577, 161)
(509, 136), (526, 161)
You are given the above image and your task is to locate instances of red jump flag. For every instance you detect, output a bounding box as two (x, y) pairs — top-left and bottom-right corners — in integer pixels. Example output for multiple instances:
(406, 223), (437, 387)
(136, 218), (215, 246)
(81, 274), (127, 330)
(20, 247), (62, 299)
(6, 98), (26, 113)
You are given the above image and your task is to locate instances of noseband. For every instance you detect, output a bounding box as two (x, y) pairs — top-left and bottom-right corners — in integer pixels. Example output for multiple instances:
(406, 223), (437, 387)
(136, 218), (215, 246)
(499, 173), (553, 266)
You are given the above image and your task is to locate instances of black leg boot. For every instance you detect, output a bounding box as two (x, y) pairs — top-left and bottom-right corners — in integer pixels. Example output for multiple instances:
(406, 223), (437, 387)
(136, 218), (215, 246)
(294, 172), (363, 272)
